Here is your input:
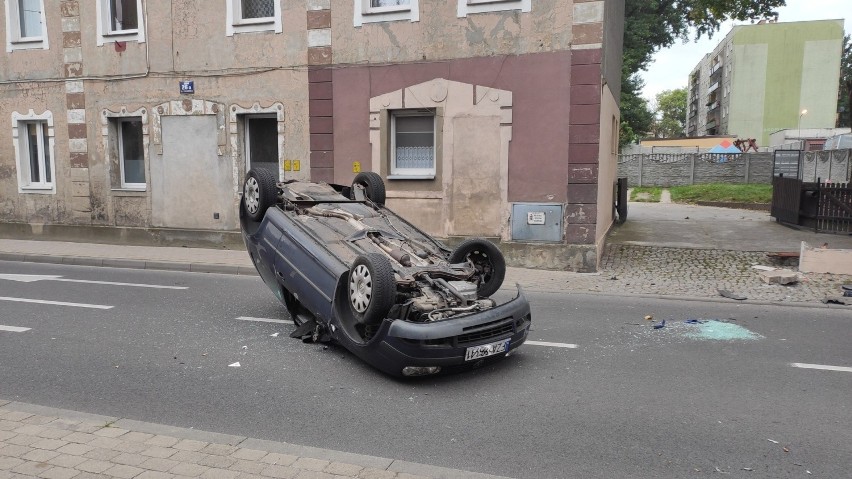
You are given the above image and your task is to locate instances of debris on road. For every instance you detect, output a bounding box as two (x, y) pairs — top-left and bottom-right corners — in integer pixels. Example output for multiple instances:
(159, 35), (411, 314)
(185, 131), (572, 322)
(758, 269), (799, 285)
(684, 320), (762, 341)
(751, 265), (776, 272)
(228, 362), (241, 367)
(767, 439), (779, 444)
(718, 289), (747, 300)
(684, 319), (709, 324)
(823, 297), (847, 305)
(644, 315), (654, 321)
(270, 332), (280, 337)
(653, 320), (666, 330)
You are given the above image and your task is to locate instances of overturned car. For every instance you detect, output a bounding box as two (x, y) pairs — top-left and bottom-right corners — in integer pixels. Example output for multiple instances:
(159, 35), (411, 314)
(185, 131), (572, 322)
(239, 169), (531, 376)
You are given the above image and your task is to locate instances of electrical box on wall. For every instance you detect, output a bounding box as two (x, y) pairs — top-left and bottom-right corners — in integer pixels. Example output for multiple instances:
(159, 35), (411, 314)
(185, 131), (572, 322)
(511, 204), (563, 243)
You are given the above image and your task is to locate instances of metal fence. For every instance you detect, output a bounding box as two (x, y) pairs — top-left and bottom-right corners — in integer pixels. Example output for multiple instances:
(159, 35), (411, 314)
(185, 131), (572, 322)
(617, 153), (773, 187)
(771, 176), (852, 234)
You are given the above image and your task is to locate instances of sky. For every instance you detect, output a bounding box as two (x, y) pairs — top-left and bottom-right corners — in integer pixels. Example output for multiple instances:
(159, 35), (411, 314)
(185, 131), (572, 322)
(641, 0), (852, 104)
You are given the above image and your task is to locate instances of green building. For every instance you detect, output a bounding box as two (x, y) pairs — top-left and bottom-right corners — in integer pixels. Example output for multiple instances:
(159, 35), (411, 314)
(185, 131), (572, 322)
(686, 20), (844, 147)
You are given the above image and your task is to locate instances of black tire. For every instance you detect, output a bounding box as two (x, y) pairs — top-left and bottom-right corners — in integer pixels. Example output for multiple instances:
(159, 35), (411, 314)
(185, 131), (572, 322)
(448, 238), (506, 297)
(243, 168), (278, 222)
(351, 172), (386, 205)
(348, 253), (396, 325)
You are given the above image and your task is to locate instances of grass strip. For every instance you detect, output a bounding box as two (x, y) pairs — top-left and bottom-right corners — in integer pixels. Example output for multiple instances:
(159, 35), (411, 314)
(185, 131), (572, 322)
(669, 183), (772, 204)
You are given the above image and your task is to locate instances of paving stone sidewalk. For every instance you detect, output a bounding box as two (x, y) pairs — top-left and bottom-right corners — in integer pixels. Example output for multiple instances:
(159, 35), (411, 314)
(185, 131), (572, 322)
(507, 244), (851, 305)
(0, 239), (849, 305)
(0, 401), (510, 479)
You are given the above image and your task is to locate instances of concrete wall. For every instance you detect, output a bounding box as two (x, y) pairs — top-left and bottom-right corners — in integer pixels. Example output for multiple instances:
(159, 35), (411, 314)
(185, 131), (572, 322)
(618, 153), (774, 187)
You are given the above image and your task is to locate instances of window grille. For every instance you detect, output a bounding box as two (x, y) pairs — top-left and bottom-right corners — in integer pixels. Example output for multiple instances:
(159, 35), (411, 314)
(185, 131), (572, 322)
(243, 0), (274, 18)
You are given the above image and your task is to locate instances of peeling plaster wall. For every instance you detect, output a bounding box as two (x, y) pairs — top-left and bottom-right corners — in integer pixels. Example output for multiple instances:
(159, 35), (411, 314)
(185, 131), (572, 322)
(596, 82), (619, 261)
(0, 1), (311, 230)
(333, 0), (573, 64)
(0, 83), (72, 224)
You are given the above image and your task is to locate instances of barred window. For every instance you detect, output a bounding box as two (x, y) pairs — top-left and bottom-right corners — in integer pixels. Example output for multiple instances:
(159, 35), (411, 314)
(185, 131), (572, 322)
(242, 0), (274, 19)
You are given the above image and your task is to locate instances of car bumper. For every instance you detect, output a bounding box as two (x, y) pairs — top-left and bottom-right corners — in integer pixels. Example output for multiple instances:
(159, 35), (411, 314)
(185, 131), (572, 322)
(336, 288), (532, 376)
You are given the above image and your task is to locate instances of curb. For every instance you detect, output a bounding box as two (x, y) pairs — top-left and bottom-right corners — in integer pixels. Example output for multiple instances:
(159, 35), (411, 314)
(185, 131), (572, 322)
(3, 251), (845, 308)
(0, 399), (515, 479)
(511, 288), (850, 311)
(0, 252), (257, 276)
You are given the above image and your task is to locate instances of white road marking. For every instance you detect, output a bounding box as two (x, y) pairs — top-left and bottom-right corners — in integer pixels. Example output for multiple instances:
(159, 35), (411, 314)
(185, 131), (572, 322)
(0, 296), (113, 310)
(237, 316), (294, 325)
(791, 363), (852, 373)
(0, 325), (31, 333)
(0, 274), (187, 290)
(526, 340), (578, 349)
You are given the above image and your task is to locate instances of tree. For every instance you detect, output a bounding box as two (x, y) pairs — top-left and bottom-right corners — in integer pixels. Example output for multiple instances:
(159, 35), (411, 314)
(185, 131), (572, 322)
(655, 88), (688, 138)
(838, 34), (852, 128)
(620, 76), (654, 147)
(620, 0), (786, 147)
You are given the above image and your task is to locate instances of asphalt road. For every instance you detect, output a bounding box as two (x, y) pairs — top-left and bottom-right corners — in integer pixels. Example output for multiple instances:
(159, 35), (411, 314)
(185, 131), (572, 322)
(1, 260), (850, 479)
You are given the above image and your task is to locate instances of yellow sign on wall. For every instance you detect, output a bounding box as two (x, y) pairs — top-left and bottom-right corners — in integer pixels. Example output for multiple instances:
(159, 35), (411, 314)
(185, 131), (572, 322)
(293, 160), (300, 171)
(283, 160), (291, 171)
(353, 161), (361, 173)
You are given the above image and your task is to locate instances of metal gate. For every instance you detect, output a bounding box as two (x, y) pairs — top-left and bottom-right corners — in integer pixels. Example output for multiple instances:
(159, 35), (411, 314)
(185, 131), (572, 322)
(816, 182), (852, 234)
(771, 177), (852, 234)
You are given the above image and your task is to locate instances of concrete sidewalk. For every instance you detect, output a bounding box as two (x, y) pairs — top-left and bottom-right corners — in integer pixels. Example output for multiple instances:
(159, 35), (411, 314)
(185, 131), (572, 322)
(0, 400), (509, 479)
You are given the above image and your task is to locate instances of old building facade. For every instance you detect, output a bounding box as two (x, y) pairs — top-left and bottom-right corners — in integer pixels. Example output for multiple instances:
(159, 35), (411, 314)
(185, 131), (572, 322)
(1, 0), (624, 271)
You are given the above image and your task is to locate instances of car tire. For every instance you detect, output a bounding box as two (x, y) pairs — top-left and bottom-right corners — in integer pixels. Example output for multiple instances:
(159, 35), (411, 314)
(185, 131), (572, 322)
(351, 172), (386, 205)
(243, 168), (278, 222)
(348, 253), (396, 325)
(448, 238), (506, 298)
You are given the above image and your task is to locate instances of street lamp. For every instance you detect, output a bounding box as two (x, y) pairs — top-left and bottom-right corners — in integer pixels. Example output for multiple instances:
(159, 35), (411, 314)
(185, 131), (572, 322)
(798, 109), (808, 149)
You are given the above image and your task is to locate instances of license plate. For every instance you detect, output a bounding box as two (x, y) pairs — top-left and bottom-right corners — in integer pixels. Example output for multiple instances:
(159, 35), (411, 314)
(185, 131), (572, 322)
(465, 338), (510, 361)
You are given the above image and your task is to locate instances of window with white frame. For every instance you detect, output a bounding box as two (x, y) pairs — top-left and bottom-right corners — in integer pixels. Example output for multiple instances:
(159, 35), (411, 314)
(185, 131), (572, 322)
(116, 118), (146, 189)
(355, 0), (419, 26)
(390, 111), (435, 178)
(226, 0), (281, 36)
(5, 0), (49, 52)
(96, 0), (146, 46)
(11, 110), (55, 193)
(457, 0), (530, 17)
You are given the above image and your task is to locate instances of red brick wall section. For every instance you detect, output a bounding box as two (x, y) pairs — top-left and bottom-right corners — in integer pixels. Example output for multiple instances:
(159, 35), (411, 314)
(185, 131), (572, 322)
(307, 6), (333, 183)
(566, 48), (603, 245)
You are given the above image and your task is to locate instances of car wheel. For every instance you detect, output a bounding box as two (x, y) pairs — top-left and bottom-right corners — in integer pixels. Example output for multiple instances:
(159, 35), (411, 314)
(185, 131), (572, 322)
(243, 168), (278, 222)
(351, 172), (386, 205)
(348, 253), (396, 325)
(449, 238), (506, 298)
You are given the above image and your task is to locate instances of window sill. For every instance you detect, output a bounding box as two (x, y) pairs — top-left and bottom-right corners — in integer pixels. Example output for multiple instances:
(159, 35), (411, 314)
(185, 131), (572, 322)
(234, 17), (275, 26)
(387, 174), (435, 180)
(19, 186), (55, 194)
(104, 29), (140, 36)
(111, 188), (147, 196)
(363, 6), (411, 15)
(9, 38), (47, 51)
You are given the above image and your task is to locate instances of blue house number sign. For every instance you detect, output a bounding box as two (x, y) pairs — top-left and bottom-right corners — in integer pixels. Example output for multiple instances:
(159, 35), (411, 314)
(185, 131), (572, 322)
(179, 81), (195, 94)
